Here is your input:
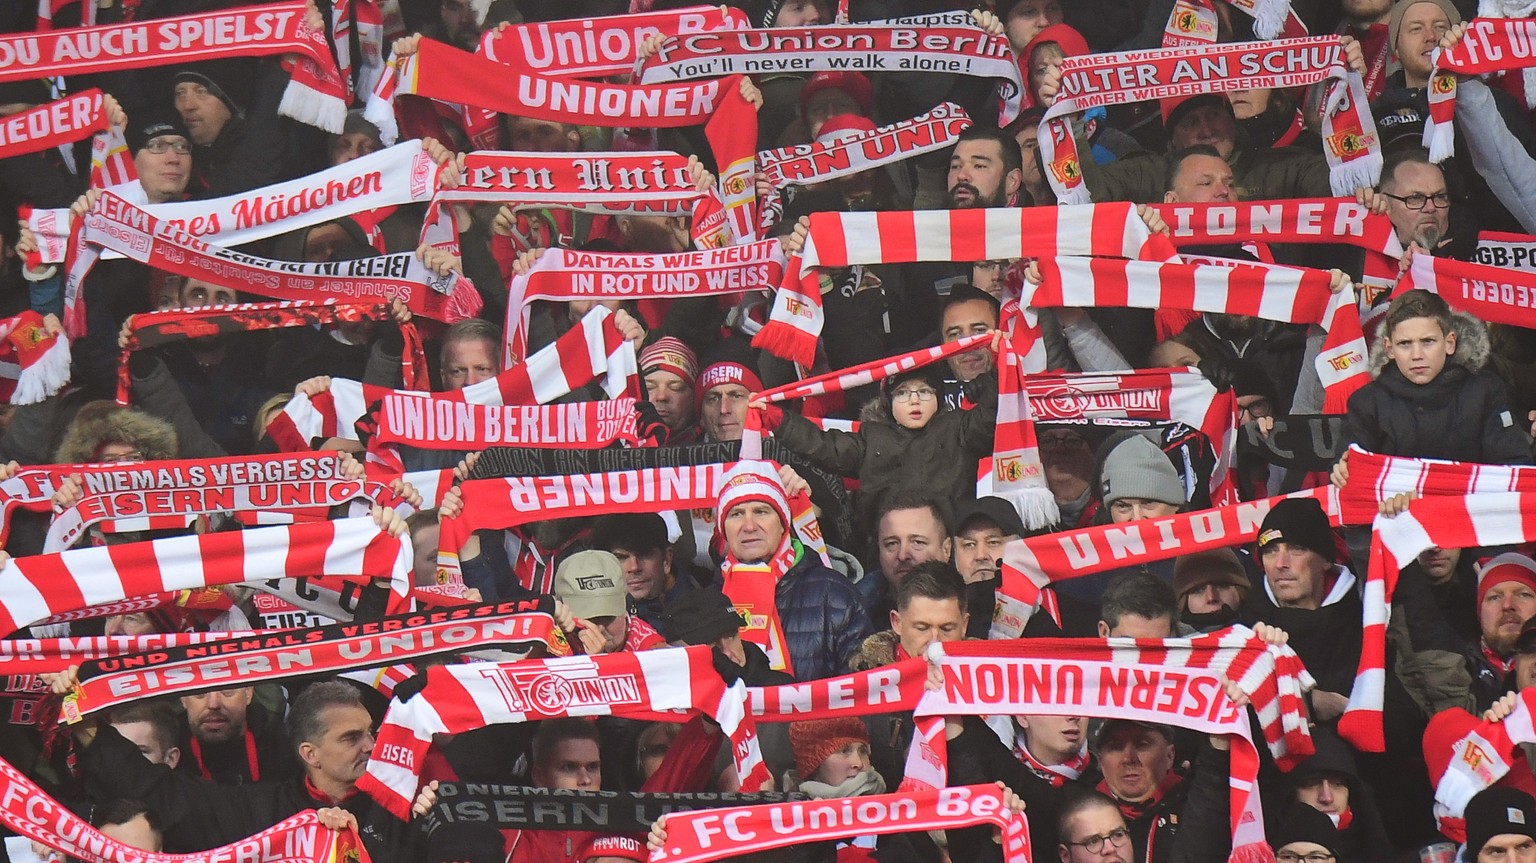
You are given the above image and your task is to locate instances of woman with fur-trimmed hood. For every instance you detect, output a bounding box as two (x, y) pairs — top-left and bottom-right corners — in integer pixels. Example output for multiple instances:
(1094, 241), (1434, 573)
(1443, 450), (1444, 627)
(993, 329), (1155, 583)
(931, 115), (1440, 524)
(1340, 288), (1533, 467)
(54, 403), (179, 465)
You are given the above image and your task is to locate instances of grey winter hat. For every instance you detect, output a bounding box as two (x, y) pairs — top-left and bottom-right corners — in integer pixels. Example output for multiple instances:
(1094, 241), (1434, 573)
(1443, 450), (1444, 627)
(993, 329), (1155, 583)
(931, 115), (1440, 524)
(1099, 434), (1185, 508)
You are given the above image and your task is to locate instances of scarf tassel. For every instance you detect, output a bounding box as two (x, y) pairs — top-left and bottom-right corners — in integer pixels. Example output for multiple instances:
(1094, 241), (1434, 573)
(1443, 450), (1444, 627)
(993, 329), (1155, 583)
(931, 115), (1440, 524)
(12, 332), (70, 406)
(278, 66), (349, 134)
(1230, 842), (1278, 863)
(993, 485), (1061, 532)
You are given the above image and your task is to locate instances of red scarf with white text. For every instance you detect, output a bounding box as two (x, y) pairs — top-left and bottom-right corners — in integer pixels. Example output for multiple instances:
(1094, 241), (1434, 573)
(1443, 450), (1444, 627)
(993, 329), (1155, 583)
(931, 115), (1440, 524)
(1396, 251), (1536, 330)
(477, 6), (748, 78)
(1041, 38), (1379, 204)
(1425, 18), (1536, 161)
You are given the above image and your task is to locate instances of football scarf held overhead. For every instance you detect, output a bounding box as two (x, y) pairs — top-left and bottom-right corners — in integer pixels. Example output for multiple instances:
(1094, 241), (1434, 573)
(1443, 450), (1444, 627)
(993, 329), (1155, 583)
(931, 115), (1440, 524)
(25, 140), (439, 265)
(1397, 250), (1536, 330)
(757, 103), (972, 231)
(1039, 37), (1380, 203)
(1425, 18), (1536, 160)
(0, 772), (368, 863)
(478, 6), (748, 79)
(1338, 445), (1536, 522)
(64, 599), (567, 718)
(65, 193), (481, 335)
(359, 646), (766, 819)
(42, 452), (376, 552)
(373, 396), (639, 450)
(0, 631), (252, 675)
(264, 307), (637, 451)
(117, 301), (428, 404)
(635, 25), (1025, 124)
(652, 785), (1030, 863)
(504, 241), (785, 359)
(1031, 257), (1370, 412)
(754, 203), (1178, 367)
(0, 310), (70, 406)
(0, 89), (105, 160)
(424, 786), (801, 836)
(0, 516), (411, 638)
(0, 2), (346, 133)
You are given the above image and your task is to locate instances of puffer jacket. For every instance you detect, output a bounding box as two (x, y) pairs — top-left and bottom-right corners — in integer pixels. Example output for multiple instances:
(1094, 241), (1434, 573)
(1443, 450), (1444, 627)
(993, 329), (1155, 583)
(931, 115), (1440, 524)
(771, 372), (997, 542)
(1343, 310), (1533, 465)
(777, 549), (872, 681)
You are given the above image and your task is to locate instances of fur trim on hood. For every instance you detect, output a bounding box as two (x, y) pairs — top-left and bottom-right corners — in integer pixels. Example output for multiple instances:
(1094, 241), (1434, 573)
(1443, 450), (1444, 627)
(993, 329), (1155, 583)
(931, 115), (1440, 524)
(55, 408), (179, 464)
(849, 629), (901, 672)
(1368, 308), (1491, 379)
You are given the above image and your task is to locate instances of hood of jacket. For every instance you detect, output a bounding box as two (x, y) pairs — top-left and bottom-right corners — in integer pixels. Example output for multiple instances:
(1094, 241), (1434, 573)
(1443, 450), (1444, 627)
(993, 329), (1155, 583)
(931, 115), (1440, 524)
(849, 629), (901, 672)
(1369, 308), (1490, 379)
(55, 407), (179, 464)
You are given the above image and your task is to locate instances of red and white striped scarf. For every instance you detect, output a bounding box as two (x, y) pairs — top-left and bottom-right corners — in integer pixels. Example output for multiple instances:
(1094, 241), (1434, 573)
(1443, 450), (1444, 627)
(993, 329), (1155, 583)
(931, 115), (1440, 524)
(65, 192), (482, 336)
(358, 646), (767, 819)
(635, 25), (1025, 124)
(1040, 37), (1380, 205)
(65, 599), (565, 719)
(1, 777), (362, 863)
(36, 0), (96, 29)
(332, 0), (386, 102)
(754, 204), (1177, 367)
(0, 517), (410, 638)
(1337, 445), (1536, 523)
(0, 310), (70, 406)
(909, 636), (1315, 859)
(439, 151), (732, 255)
(1397, 250), (1536, 331)
(0, 2), (345, 134)
(1428, 689), (1536, 842)
(503, 241), (785, 360)
(41, 452), (382, 553)
(477, 6), (747, 78)
(655, 785), (1030, 863)
(88, 118), (134, 189)
(1148, 197), (1404, 295)
(1425, 18), (1536, 161)
(757, 103), (972, 231)
(117, 301), (428, 404)
(1163, 0), (1307, 46)
(26, 140), (439, 266)
(265, 307), (636, 452)
(1030, 257), (1371, 412)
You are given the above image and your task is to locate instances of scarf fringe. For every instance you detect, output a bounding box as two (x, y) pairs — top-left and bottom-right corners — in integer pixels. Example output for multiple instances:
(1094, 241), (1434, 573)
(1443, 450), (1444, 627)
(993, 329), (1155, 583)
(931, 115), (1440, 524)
(12, 334), (69, 406)
(751, 315), (819, 369)
(1329, 150), (1383, 197)
(1230, 841), (1278, 863)
(1249, 0), (1287, 40)
(278, 80), (347, 135)
(1425, 114), (1455, 163)
(993, 485), (1060, 532)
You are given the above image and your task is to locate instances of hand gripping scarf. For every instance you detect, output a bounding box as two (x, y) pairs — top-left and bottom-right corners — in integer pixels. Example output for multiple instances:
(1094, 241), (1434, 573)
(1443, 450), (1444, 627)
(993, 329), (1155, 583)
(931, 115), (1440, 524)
(64, 193), (481, 336)
(264, 307), (637, 451)
(653, 785), (1030, 863)
(754, 203), (1179, 368)
(1339, 445), (1536, 521)
(1426, 688), (1536, 843)
(1039, 37), (1380, 204)
(62, 599), (567, 720)
(1396, 250), (1536, 330)
(1425, 18), (1536, 161)
(117, 301), (428, 405)
(0, 310), (69, 406)
(41, 452), (388, 552)
(478, 6), (748, 79)
(25, 140), (440, 266)
(365, 39), (757, 187)
(635, 25), (1025, 124)
(0, 770), (368, 863)
(358, 646), (767, 819)
(0, 2), (346, 133)
(1030, 257), (1371, 412)
(439, 151), (732, 256)
(913, 636), (1315, 863)
(0, 516), (411, 638)
(504, 240), (786, 361)
(1148, 197), (1405, 294)
(757, 103), (973, 232)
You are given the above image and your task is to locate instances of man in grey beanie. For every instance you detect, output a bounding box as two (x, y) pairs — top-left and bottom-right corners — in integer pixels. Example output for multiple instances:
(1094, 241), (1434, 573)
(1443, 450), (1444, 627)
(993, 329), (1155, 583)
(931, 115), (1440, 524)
(1098, 434), (1187, 524)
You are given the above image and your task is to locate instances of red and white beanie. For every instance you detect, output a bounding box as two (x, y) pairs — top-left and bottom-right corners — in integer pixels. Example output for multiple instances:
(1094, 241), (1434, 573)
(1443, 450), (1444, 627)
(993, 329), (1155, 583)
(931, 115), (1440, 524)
(1477, 552), (1536, 607)
(715, 460), (791, 534)
(639, 336), (699, 387)
(815, 112), (878, 146)
(697, 361), (763, 396)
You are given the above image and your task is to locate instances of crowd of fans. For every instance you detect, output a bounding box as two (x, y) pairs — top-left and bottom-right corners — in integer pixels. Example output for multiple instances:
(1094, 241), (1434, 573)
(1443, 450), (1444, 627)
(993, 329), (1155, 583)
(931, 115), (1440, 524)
(9, 0), (1536, 862)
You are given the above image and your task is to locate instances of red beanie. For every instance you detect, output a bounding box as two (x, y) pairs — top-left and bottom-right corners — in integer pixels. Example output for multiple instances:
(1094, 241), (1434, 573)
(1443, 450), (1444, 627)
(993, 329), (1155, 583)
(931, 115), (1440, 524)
(789, 716), (868, 781)
(697, 361), (763, 397)
(815, 113), (878, 145)
(1477, 553), (1536, 608)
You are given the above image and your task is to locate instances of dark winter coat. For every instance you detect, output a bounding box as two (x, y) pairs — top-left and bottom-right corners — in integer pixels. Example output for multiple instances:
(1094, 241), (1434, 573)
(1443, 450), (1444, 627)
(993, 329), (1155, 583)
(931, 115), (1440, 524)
(776, 548), (872, 681)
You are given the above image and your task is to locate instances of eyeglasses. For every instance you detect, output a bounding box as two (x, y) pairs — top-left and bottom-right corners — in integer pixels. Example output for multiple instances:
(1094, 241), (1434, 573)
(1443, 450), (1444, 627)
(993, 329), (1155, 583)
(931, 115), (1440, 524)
(144, 139), (191, 155)
(96, 450), (143, 464)
(892, 387), (938, 403)
(1068, 828), (1131, 854)
(1275, 853), (1336, 863)
(1040, 434), (1086, 450)
(1382, 191), (1449, 211)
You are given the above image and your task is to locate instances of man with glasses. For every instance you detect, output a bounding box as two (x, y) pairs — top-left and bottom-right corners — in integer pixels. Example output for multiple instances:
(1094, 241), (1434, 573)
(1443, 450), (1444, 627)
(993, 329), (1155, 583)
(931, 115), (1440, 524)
(1056, 791), (1134, 863)
(1377, 151), (1453, 255)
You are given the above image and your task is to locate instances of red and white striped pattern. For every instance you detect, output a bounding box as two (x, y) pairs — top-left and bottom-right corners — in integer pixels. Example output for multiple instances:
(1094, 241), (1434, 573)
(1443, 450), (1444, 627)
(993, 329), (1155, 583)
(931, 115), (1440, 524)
(1032, 258), (1369, 412)
(754, 205), (1178, 366)
(1339, 445), (1536, 523)
(992, 329), (1052, 528)
(35, 0), (94, 29)
(89, 123), (135, 189)
(0, 517), (410, 638)
(358, 646), (764, 818)
(1431, 688), (1536, 842)
(267, 308), (636, 451)
(0, 311), (69, 406)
